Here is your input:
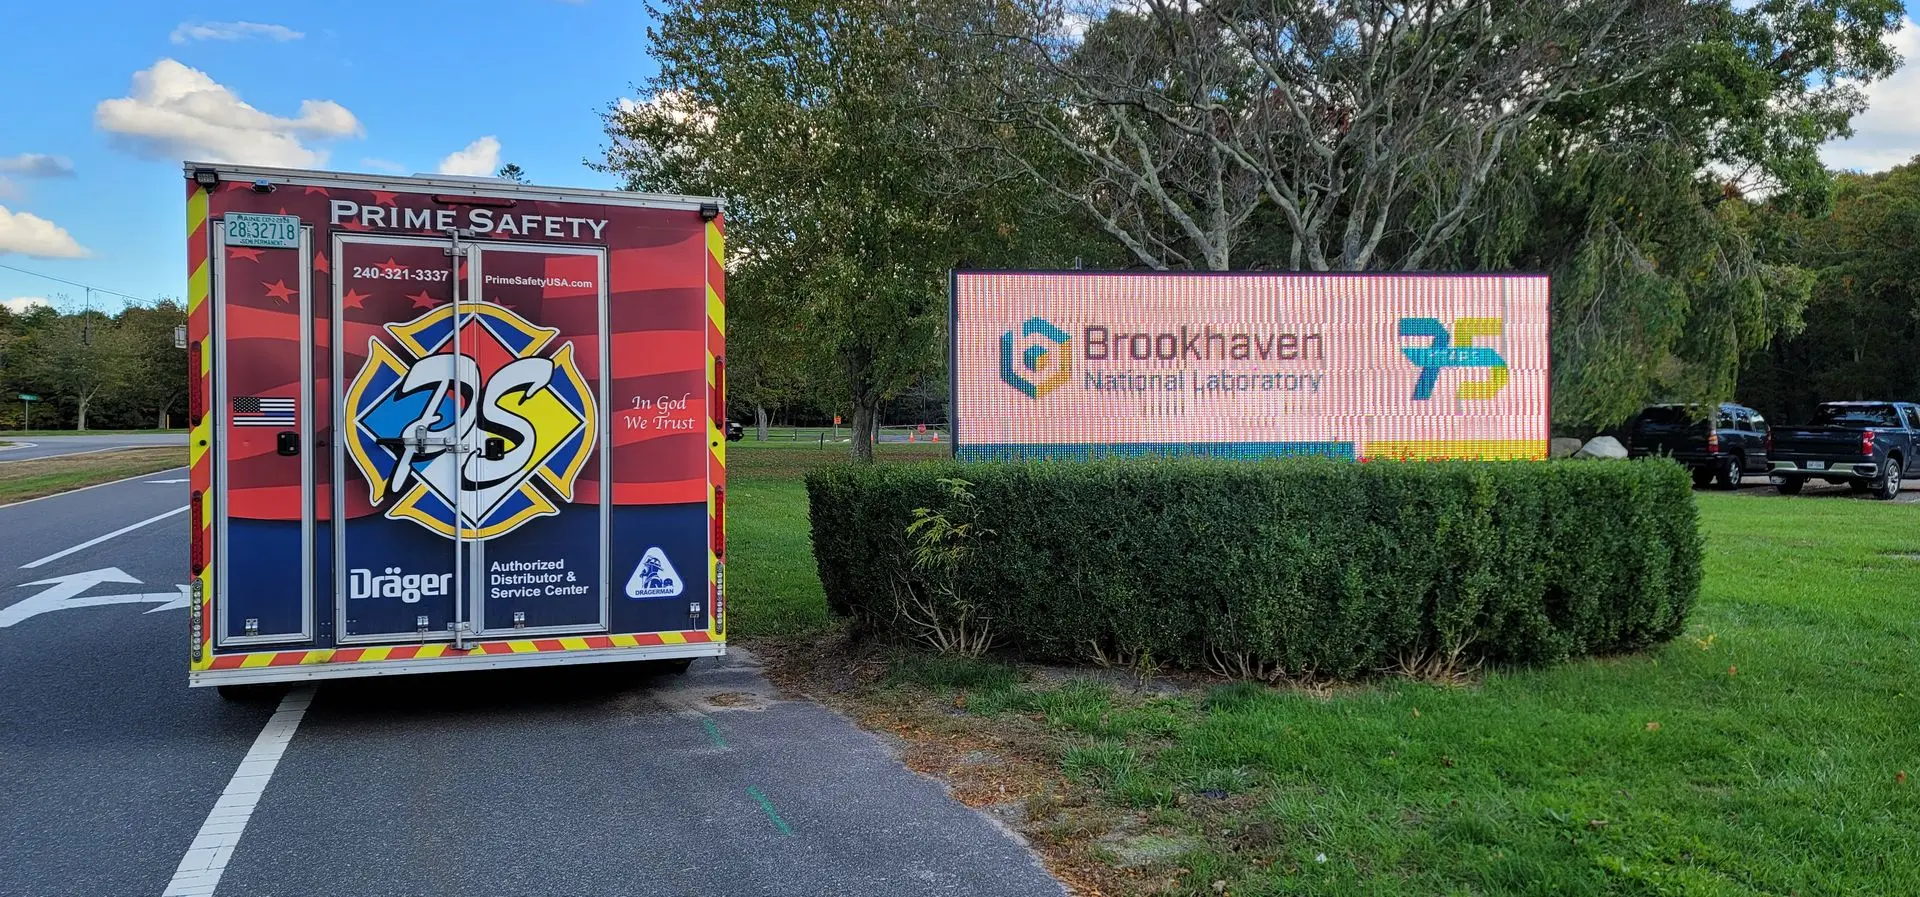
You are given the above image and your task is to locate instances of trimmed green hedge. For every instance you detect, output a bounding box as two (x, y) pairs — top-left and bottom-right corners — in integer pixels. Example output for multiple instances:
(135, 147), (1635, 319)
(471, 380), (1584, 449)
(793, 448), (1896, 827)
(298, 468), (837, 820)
(805, 459), (1701, 677)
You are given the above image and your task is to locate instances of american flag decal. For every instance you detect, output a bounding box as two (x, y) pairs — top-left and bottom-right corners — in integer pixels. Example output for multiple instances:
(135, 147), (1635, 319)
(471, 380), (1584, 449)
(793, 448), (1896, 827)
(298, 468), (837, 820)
(232, 395), (295, 427)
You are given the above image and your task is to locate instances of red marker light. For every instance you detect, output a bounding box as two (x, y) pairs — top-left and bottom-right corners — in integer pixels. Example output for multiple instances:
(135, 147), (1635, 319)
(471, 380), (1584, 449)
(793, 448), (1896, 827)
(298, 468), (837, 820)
(190, 490), (206, 575)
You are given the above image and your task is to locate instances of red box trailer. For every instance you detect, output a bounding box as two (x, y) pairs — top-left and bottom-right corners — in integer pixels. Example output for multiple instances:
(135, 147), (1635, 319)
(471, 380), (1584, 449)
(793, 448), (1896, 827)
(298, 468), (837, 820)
(183, 164), (726, 689)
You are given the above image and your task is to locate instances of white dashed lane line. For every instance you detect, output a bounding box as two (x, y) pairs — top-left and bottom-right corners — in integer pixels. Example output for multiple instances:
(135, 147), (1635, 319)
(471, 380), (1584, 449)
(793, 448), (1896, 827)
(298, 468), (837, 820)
(163, 687), (316, 897)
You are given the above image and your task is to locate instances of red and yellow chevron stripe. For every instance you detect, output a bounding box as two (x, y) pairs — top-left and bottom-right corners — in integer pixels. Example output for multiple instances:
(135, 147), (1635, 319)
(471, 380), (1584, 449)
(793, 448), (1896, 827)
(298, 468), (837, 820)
(205, 630), (716, 670)
(187, 181), (217, 672)
(706, 216), (726, 641)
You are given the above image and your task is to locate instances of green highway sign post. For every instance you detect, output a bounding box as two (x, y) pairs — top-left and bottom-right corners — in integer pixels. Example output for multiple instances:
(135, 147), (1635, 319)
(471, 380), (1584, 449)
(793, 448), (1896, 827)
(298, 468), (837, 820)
(18, 394), (38, 431)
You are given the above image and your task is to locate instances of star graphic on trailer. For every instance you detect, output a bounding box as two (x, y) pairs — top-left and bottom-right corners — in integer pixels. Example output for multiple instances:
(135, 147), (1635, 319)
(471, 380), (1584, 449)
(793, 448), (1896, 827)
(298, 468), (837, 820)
(343, 289), (372, 310)
(407, 291), (438, 309)
(377, 258), (406, 273)
(262, 280), (297, 303)
(370, 191), (399, 206)
(313, 251), (330, 274)
(228, 247), (264, 263)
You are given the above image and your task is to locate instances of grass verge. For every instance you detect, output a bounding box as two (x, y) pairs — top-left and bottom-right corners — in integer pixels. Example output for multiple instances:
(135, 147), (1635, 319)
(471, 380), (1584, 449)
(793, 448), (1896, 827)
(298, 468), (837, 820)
(734, 456), (1920, 896)
(726, 442), (945, 637)
(0, 447), (189, 504)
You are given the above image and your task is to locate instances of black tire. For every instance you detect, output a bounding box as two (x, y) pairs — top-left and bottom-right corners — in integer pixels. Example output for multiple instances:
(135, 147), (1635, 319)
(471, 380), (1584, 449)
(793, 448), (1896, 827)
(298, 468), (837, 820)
(1692, 468), (1715, 489)
(1849, 479), (1871, 494)
(1717, 455), (1744, 490)
(645, 657), (695, 676)
(216, 684), (286, 704)
(1773, 477), (1804, 496)
(1873, 457), (1903, 501)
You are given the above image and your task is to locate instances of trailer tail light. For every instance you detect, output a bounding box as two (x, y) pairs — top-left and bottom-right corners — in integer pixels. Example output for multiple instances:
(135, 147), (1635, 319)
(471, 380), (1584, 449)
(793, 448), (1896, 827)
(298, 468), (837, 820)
(187, 340), (203, 424)
(712, 356), (725, 429)
(1706, 430), (1720, 452)
(189, 490), (206, 574)
(1765, 431), (1773, 455)
(1862, 430), (1876, 456)
(712, 487), (725, 558)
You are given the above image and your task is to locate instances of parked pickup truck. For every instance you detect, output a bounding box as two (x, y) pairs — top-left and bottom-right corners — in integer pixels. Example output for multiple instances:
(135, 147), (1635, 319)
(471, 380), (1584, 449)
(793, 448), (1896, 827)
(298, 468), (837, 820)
(1767, 401), (1920, 499)
(1627, 403), (1770, 489)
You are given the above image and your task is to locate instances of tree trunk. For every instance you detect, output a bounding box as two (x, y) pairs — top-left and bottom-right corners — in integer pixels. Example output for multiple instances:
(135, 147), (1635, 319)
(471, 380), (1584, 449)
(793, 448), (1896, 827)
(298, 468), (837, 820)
(850, 404), (877, 462)
(754, 405), (769, 441)
(76, 393), (92, 431)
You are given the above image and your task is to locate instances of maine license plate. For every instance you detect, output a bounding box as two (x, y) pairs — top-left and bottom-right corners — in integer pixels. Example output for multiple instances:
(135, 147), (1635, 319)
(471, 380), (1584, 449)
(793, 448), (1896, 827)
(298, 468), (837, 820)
(224, 212), (301, 249)
(1807, 461), (1827, 470)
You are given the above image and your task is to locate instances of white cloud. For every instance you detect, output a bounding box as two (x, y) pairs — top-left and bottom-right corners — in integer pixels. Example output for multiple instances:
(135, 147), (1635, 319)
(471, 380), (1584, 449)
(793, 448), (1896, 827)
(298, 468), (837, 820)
(170, 21), (305, 44)
(1821, 18), (1920, 173)
(0, 205), (90, 259)
(2, 296), (51, 313)
(437, 137), (501, 176)
(360, 158), (409, 174)
(95, 59), (362, 168)
(0, 154), (75, 178)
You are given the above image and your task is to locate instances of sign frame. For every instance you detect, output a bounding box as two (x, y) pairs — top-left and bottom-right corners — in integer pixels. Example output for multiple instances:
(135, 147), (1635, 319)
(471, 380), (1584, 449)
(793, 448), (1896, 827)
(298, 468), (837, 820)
(947, 269), (1552, 463)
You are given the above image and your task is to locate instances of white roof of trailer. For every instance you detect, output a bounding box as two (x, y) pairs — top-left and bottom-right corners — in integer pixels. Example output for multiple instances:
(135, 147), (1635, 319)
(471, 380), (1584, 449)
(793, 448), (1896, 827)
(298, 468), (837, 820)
(183, 162), (720, 212)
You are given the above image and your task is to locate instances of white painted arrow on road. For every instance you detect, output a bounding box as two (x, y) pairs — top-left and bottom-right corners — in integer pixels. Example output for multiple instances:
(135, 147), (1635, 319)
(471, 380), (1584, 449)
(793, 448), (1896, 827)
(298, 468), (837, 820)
(1, 567), (190, 628)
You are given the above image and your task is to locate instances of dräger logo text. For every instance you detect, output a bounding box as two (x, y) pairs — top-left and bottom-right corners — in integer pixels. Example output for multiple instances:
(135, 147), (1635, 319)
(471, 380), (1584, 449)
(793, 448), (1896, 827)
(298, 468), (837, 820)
(1398, 317), (1509, 400)
(349, 567), (453, 603)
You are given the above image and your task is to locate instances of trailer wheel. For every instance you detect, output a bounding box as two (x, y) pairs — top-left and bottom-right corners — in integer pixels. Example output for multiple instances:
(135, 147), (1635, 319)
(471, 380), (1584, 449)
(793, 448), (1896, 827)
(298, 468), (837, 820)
(650, 657), (695, 676)
(216, 684), (286, 704)
(1773, 477), (1804, 496)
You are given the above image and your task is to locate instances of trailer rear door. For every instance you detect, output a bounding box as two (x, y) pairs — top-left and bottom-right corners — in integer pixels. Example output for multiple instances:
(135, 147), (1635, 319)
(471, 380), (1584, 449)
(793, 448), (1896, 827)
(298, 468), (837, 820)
(333, 233), (608, 643)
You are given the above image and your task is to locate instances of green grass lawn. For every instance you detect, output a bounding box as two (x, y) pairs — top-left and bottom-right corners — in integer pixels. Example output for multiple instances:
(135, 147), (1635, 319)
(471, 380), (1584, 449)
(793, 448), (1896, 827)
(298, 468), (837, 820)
(727, 442), (946, 636)
(730, 451), (1919, 895)
(0, 447), (188, 504)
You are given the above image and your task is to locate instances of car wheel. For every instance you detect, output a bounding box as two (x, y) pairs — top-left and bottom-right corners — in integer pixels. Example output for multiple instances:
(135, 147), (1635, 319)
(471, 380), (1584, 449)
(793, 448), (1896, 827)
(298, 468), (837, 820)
(1773, 477), (1804, 496)
(1718, 455), (1743, 490)
(1873, 458), (1902, 501)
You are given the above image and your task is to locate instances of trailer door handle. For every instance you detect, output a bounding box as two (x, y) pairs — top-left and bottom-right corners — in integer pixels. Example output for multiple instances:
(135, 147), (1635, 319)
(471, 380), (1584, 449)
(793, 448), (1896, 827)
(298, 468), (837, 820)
(276, 431), (300, 457)
(483, 436), (506, 461)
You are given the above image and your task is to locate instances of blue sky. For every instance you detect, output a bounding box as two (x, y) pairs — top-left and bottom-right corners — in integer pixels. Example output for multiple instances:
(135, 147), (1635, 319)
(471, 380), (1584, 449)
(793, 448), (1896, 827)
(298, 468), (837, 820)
(0, 0), (655, 311)
(1, 3), (1917, 313)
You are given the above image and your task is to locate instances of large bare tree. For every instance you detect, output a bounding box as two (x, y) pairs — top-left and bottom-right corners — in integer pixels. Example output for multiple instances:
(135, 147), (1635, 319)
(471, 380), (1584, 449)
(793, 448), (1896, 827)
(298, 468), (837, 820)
(955, 0), (1694, 271)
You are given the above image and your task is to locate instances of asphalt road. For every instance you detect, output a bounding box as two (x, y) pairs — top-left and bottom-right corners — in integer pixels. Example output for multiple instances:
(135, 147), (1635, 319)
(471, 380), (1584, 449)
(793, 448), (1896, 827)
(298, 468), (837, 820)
(0, 433), (190, 463)
(0, 474), (1064, 897)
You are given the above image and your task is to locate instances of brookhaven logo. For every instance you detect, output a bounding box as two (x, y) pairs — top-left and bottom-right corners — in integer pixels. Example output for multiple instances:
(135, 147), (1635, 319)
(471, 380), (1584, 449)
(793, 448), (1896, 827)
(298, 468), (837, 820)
(1398, 317), (1510, 401)
(1000, 317), (1073, 399)
(343, 302), (598, 540)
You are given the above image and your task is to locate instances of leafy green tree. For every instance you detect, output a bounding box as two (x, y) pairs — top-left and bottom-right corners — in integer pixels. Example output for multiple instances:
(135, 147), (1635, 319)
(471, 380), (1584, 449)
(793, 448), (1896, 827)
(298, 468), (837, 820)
(496, 163), (529, 183)
(1741, 159), (1920, 421)
(115, 300), (189, 428)
(601, 0), (1083, 459)
(12, 301), (133, 430)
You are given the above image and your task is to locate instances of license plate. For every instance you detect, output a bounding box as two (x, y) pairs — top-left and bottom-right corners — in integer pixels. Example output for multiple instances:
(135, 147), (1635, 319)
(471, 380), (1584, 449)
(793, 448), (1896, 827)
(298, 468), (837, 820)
(1806, 461), (1826, 470)
(224, 212), (301, 249)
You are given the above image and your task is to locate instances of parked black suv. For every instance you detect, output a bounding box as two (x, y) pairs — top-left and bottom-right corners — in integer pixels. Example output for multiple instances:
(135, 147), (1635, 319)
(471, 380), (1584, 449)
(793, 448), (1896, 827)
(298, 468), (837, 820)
(1767, 401), (1918, 499)
(1627, 403), (1770, 489)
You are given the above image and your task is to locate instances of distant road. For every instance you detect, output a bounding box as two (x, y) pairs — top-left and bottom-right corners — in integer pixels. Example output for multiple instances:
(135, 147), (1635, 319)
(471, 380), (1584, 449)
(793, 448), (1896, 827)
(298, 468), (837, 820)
(0, 433), (189, 463)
